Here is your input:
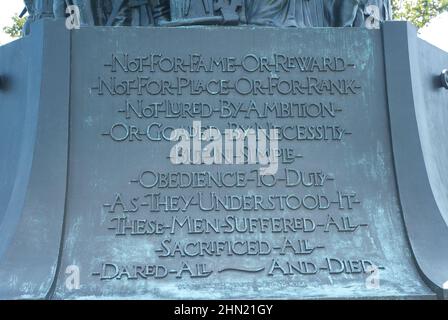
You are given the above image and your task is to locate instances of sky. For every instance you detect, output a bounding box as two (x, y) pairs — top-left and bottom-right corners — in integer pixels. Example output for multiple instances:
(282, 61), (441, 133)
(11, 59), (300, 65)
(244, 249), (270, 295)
(0, 0), (447, 51)
(0, 0), (23, 45)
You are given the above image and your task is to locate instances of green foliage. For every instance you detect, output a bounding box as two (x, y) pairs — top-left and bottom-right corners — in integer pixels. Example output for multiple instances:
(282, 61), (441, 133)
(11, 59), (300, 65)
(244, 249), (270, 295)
(3, 14), (26, 38)
(392, 0), (448, 29)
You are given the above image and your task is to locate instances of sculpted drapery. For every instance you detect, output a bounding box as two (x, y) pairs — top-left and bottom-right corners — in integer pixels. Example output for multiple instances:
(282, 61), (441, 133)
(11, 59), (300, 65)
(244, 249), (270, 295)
(243, 0), (392, 27)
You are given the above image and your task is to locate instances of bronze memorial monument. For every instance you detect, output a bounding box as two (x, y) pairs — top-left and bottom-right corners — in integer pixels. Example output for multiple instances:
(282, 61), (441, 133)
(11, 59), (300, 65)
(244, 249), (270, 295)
(0, 0), (447, 299)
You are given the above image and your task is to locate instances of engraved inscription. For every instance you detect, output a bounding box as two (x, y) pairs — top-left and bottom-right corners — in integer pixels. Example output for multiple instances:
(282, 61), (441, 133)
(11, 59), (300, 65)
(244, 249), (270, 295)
(88, 51), (381, 283)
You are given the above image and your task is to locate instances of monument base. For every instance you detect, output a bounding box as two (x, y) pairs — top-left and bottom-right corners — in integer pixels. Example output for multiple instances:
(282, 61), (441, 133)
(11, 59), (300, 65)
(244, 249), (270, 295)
(0, 21), (447, 299)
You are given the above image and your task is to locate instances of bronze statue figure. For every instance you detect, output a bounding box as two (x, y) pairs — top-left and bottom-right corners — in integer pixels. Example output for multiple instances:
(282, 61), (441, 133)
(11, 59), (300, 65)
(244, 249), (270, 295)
(22, 0), (392, 30)
(244, 0), (392, 28)
(244, 0), (331, 27)
(22, 0), (54, 34)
